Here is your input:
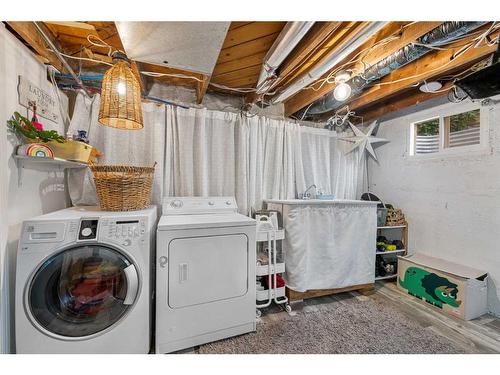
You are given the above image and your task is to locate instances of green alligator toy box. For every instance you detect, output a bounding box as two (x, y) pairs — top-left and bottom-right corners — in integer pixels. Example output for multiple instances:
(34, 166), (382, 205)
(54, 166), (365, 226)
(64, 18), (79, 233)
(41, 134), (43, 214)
(398, 253), (488, 320)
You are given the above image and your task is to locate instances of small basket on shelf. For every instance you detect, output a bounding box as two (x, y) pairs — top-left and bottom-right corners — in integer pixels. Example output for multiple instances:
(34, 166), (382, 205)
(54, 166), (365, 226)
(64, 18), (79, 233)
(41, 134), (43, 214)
(90, 163), (156, 211)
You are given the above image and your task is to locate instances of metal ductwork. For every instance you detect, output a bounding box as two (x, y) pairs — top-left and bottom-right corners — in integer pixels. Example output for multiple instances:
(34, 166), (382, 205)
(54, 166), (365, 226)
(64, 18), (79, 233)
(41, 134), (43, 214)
(255, 21), (315, 94)
(272, 22), (389, 103)
(301, 21), (488, 119)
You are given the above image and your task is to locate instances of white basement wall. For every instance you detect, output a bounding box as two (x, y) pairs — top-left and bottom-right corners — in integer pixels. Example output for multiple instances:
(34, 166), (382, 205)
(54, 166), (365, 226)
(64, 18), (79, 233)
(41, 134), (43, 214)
(0, 24), (69, 353)
(368, 96), (500, 317)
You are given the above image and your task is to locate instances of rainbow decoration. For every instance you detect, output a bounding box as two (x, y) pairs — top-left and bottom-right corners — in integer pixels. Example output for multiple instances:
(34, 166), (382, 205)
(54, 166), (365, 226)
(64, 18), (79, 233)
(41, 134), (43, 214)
(24, 144), (54, 158)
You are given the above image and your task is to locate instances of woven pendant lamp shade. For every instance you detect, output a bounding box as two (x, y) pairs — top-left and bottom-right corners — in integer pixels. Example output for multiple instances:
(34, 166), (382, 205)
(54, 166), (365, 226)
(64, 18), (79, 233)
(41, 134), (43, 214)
(98, 59), (143, 130)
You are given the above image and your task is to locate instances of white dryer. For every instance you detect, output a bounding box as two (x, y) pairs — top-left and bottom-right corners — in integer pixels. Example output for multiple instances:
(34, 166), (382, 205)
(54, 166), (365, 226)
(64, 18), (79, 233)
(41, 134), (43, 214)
(156, 197), (256, 353)
(15, 206), (157, 353)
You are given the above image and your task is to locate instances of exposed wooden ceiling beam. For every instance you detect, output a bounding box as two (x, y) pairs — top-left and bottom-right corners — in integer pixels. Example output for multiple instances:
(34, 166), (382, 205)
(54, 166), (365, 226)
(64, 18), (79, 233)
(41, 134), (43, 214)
(276, 21), (362, 93)
(196, 75), (210, 104)
(346, 30), (499, 113)
(283, 21), (443, 116)
(354, 82), (455, 123)
(44, 22), (99, 39)
(82, 47), (112, 64)
(276, 22), (343, 85)
(7, 21), (64, 71)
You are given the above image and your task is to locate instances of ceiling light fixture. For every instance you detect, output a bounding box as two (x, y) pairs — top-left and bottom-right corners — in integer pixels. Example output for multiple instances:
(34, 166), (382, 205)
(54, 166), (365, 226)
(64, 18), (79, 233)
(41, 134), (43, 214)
(419, 81), (443, 93)
(98, 52), (143, 130)
(333, 71), (352, 102)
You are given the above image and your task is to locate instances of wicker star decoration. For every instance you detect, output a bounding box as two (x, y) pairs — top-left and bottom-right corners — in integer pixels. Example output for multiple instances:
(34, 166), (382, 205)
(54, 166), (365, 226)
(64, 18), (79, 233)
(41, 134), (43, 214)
(339, 121), (389, 162)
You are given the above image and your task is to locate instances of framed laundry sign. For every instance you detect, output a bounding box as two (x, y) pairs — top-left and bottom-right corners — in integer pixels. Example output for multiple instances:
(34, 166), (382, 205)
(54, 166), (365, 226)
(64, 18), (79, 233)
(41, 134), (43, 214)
(18, 75), (59, 122)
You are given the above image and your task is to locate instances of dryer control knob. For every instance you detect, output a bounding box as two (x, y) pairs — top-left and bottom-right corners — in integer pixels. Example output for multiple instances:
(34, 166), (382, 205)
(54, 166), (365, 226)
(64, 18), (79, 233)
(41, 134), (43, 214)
(81, 227), (92, 237)
(225, 201), (232, 205)
(208, 201), (215, 206)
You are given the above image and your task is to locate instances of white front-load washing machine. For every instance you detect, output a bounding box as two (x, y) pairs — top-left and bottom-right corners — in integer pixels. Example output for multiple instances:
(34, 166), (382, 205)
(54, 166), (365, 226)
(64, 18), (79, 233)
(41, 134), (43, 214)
(15, 206), (157, 353)
(156, 197), (256, 353)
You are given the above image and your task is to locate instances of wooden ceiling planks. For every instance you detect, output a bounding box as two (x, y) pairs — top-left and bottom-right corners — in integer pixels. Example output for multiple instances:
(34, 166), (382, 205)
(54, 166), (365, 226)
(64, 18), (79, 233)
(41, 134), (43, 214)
(211, 22), (286, 91)
(212, 51), (267, 76)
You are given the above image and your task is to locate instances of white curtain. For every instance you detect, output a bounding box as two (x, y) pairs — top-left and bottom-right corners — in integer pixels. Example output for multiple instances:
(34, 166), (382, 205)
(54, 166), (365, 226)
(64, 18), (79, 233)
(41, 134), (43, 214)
(330, 137), (366, 200)
(69, 93), (365, 214)
(242, 116), (302, 213)
(68, 94), (166, 206)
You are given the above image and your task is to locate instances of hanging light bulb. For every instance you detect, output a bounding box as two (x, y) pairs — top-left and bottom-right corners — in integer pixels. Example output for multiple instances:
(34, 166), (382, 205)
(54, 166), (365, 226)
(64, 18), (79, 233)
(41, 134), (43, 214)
(116, 80), (127, 96)
(333, 70), (352, 102)
(334, 82), (352, 102)
(98, 52), (143, 130)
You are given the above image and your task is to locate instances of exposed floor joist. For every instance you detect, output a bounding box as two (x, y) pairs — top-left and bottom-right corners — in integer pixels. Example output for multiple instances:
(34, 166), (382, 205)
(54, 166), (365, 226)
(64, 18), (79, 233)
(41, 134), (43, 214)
(7, 21), (64, 71)
(196, 75), (210, 104)
(345, 29), (499, 115)
(283, 22), (443, 116)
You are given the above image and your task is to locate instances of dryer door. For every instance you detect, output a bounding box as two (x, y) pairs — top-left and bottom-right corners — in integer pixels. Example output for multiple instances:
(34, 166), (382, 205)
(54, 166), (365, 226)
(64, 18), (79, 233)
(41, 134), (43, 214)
(27, 244), (140, 339)
(168, 234), (249, 308)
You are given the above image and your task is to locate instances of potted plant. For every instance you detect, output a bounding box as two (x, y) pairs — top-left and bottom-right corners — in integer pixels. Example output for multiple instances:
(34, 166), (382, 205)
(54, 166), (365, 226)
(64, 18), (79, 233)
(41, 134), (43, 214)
(7, 111), (65, 143)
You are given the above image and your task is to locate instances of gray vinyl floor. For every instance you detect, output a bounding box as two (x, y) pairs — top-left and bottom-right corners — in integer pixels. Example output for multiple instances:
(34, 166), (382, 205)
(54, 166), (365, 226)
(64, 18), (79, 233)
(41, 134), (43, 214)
(178, 281), (500, 354)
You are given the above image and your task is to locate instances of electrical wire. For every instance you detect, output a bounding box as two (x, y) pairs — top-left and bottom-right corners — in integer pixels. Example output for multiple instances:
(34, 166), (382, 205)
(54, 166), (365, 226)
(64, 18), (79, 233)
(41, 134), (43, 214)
(86, 34), (113, 56)
(140, 70), (204, 83)
(48, 49), (114, 66)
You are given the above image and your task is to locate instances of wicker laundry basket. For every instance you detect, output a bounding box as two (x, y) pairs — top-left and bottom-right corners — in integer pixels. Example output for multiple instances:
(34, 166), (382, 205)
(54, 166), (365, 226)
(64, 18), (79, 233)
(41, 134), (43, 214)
(90, 163), (156, 211)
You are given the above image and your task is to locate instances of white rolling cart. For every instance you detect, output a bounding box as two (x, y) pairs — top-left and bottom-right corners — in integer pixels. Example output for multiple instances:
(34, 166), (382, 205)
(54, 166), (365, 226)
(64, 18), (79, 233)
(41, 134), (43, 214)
(255, 215), (291, 317)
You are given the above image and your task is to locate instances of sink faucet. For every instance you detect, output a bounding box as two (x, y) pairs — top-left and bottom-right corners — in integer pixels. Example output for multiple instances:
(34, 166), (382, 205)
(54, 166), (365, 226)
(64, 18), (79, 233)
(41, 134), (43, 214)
(301, 184), (317, 199)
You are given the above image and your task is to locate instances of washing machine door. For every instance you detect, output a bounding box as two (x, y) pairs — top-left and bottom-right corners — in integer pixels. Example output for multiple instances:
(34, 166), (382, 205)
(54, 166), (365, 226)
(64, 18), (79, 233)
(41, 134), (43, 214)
(27, 244), (140, 339)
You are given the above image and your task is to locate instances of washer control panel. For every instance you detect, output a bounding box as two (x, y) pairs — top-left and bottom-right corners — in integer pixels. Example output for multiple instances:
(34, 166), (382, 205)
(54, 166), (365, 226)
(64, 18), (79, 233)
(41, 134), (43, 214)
(100, 219), (147, 247)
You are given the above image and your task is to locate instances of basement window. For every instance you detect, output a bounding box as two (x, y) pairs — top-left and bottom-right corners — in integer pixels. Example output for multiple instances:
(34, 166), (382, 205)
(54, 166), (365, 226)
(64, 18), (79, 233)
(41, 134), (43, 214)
(410, 107), (483, 156)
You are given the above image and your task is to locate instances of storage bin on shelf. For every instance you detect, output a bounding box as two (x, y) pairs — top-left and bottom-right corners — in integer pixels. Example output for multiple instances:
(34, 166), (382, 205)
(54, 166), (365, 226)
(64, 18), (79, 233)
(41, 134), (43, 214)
(19, 139), (102, 164)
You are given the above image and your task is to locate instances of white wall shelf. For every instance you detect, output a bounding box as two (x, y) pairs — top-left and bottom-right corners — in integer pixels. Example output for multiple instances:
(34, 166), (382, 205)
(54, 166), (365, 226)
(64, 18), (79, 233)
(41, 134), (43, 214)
(14, 155), (88, 171)
(13, 155), (88, 187)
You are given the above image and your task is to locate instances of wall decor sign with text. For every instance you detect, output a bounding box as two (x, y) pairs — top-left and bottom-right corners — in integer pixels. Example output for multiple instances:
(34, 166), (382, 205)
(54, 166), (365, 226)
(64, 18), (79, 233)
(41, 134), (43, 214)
(18, 75), (59, 123)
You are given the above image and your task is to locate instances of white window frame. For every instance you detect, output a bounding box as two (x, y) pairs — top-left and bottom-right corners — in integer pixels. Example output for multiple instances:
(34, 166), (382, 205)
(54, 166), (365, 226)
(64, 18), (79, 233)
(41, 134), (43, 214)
(408, 101), (491, 159)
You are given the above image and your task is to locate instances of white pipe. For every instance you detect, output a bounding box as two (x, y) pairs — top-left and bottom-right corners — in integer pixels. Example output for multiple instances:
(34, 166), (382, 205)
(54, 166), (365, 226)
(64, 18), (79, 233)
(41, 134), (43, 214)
(256, 21), (315, 94)
(272, 22), (388, 103)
